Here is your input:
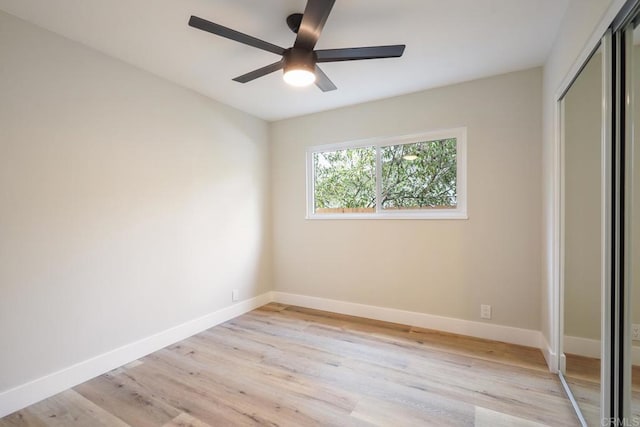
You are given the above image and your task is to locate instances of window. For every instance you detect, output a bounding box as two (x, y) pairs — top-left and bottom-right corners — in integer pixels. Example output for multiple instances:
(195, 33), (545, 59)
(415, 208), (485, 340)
(307, 128), (467, 219)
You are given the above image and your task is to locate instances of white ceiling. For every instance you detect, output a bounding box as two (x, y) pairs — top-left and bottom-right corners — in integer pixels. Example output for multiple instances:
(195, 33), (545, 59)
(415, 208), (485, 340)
(0, 0), (569, 121)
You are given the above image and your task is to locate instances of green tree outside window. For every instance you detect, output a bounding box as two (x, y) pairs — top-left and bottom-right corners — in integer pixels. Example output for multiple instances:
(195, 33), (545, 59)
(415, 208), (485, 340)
(313, 138), (457, 214)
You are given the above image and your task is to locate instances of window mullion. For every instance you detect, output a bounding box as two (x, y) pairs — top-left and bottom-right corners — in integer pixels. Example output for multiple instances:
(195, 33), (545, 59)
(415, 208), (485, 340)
(375, 144), (382, 214)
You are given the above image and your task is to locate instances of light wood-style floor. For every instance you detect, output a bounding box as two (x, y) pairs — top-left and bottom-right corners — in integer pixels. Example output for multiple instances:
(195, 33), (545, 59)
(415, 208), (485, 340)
(564, 353), (640, 425)
(1, 303), (578, 426)
(564, 354), (602, 425)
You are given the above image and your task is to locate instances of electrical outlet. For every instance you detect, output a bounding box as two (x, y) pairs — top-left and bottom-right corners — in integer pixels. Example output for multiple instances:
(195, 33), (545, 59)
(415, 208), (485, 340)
(232, 289), (239, 302)
(632, 324), (640, 341)
(480, 304), (492, 320)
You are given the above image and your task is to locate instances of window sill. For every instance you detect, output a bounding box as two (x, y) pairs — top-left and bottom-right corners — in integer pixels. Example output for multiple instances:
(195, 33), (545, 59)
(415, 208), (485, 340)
(305, 211), (468, 220)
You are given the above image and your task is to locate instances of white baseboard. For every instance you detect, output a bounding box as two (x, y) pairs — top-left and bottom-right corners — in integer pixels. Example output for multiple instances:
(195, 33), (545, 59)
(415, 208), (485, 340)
(563, 335), (601, 359)
(541, 335), (559, 373)
(564, 335), (640, 365)
(0, 292), (272, 418)
(272, 291), (543, 349)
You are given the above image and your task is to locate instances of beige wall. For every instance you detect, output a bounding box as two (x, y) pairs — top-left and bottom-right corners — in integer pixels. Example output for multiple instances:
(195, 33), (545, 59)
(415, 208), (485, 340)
(0, 11), (271, 392)
(270, 68), (542, 330)
(563, 51), (602, 341)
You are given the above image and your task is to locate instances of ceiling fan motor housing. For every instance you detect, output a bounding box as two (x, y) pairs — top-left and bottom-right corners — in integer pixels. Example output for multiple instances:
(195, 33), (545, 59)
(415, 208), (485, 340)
(284, 48), (317, 73)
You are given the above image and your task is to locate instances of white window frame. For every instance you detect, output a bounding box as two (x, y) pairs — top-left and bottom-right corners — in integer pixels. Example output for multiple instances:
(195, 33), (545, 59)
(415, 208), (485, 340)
(306, 127), (468, 220)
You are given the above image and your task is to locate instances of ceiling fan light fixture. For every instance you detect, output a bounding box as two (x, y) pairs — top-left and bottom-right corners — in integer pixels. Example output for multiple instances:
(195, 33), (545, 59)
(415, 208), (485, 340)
(283, 68), (316, 87)
(283, 48), (316, 87)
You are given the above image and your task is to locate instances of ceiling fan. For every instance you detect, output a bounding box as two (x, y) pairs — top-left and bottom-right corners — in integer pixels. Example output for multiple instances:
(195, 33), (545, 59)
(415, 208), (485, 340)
(188, 0), (406, 91)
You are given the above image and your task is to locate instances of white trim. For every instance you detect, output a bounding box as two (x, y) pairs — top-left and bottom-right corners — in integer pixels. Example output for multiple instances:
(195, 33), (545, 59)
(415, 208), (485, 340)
(542, 334), (559, 374)
(307, 128), (466, 154)
(272, 291), (542, 349)
(0, 292), (272, 418)
(555, 96), (565, 374)
(623, 19), (636, 420)
(307, 211), (468, 221)
(306, 127), (468, 220)
(553, 0), (628, 102)
(564, 335), (604, 359)
(600, 29), (614, 421)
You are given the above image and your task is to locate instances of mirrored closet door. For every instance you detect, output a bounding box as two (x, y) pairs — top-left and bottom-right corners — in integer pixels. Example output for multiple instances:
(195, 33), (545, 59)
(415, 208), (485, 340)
(560, 41), (607, 426)
(559, 1), (640, 424)
(624, 13), (640, 422)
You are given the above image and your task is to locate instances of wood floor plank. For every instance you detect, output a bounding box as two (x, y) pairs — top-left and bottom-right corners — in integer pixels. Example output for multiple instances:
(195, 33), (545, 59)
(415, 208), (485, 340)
(143, 349), (366, 426)
(4, 390), (130, 427)
(474, 406), (548, 427)
(109, 362), (274, 426)
(161, 412), (212, 427)
(166, 338), (359, 414)
(0, 410), (49, 427)
(1, 304), (579, 426)
(74, 369), (181, 427)
(351, 395), (476, 426)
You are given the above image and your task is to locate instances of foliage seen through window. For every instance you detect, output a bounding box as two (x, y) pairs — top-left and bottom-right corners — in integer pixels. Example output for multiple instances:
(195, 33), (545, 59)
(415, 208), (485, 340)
(312, 137), (459, 215)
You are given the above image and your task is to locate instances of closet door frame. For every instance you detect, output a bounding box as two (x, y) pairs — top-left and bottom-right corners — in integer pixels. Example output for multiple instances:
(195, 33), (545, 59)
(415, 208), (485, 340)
(614, 8), (639, 419)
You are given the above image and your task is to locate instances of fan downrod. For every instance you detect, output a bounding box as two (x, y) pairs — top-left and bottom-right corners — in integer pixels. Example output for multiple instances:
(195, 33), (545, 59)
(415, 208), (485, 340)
(286, 13), (303, 34)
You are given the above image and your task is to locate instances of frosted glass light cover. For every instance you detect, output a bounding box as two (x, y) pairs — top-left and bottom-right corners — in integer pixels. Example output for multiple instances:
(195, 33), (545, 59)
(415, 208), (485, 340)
(283, 69), (316, 87)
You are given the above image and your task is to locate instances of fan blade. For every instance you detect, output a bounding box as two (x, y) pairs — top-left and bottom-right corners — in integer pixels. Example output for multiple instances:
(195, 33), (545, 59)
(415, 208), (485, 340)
(189, 16), (286, 56)
(316, 45), (406, 63)
(232, 60), (284, 83)
(314, 65), (337, 92)
(294, 0), (336, 51)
